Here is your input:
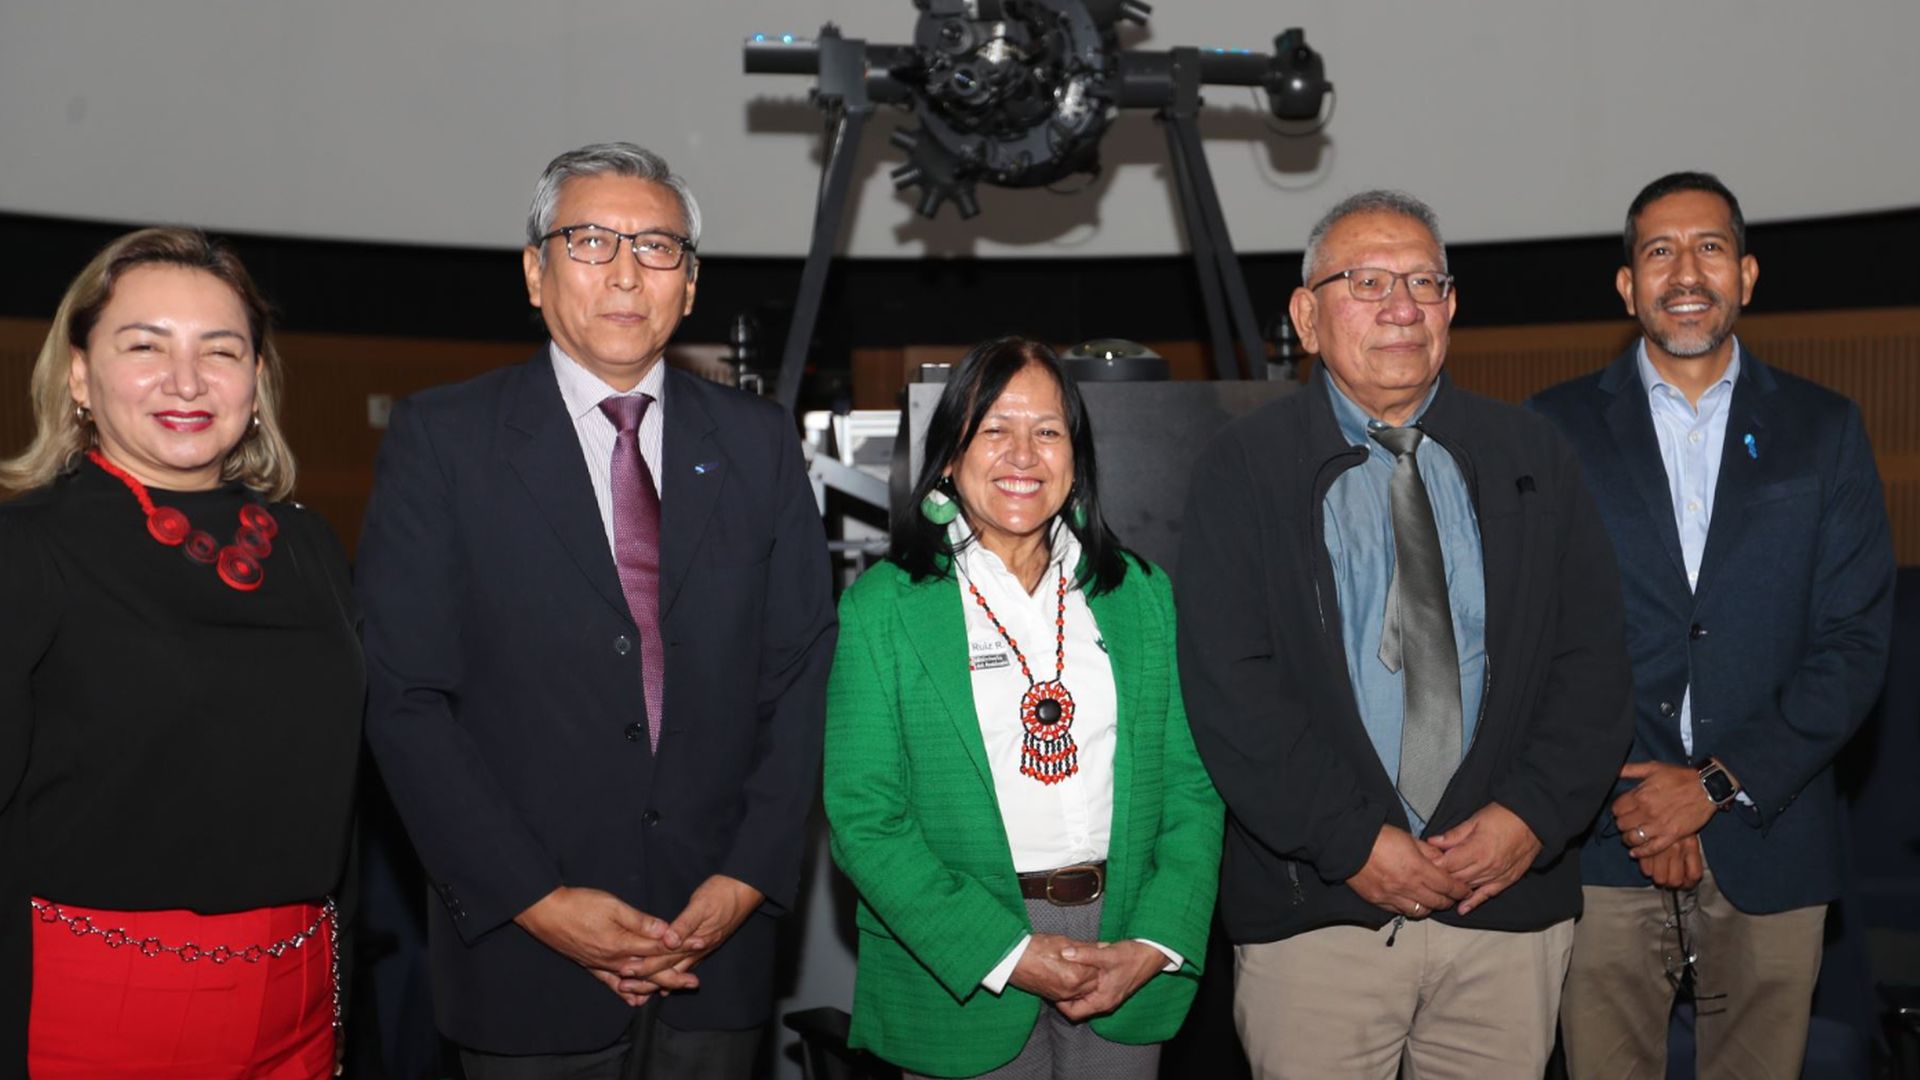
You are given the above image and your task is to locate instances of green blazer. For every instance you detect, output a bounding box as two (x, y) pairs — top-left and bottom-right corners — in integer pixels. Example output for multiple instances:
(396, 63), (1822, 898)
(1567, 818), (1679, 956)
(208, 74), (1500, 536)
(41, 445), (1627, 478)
(824, 555), (1223, 1077)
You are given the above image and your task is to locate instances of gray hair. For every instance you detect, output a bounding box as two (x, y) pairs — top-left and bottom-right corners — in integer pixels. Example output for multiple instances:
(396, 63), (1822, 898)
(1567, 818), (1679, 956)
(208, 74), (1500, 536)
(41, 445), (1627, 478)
(1300, 189), (1447, 284)
(526, 142), (703, 261)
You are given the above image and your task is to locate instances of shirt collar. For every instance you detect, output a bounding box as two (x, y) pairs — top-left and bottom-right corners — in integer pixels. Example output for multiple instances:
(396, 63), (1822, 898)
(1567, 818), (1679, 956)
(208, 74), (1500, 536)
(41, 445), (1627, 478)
(550, 343), (667, 422)
(947, 514), (1082, 597)
(1635, 337), (1741, 402)
(1323, 371), (1441, 448)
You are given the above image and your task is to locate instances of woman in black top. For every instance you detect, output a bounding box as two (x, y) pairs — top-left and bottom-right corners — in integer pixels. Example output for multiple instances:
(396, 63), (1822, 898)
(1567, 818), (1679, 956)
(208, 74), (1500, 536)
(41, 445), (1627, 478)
(0, 228), (362, 1078)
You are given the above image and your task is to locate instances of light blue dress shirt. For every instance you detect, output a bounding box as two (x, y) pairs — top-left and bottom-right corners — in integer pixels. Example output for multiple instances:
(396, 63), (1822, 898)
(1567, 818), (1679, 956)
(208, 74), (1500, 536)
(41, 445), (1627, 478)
(1636, 340), (1742, 757)
(1321, 378), (1488, 834)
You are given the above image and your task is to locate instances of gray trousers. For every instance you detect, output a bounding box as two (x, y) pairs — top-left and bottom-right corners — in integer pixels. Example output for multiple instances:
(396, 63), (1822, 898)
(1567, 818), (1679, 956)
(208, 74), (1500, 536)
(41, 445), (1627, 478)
(904, 895), (1160, 1080)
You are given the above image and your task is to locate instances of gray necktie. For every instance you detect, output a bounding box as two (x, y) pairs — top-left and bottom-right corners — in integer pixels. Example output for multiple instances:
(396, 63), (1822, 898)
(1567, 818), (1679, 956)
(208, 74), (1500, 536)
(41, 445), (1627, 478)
(1371, 425), (1462, 822)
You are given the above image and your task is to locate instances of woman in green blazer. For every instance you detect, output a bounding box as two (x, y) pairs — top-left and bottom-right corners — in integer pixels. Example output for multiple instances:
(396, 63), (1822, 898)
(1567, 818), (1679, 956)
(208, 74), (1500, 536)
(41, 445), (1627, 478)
(824, 337), (1223, 1079)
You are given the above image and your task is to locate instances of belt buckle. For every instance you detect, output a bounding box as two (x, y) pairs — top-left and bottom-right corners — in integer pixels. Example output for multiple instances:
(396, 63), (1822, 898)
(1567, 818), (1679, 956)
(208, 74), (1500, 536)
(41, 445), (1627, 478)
(1045, 864), (1104, 907)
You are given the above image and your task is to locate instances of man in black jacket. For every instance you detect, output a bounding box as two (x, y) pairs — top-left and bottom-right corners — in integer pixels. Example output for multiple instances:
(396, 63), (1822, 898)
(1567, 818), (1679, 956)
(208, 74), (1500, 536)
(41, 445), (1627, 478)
(1177, 190), (1634, 1078)
(360, 143), (836, 1079)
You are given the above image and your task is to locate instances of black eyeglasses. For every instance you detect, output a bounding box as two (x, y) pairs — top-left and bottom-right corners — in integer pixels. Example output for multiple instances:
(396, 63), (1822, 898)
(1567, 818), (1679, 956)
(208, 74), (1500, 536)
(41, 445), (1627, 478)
(539, 224), (695, 271)
(1663, 888), (1728, 1015)
(1309, 267), (1454, 304)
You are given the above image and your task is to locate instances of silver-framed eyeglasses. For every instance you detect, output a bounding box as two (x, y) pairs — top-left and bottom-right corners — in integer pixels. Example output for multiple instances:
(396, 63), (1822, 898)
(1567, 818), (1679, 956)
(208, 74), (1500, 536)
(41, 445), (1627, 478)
(1310, 267), (1454, 304)
(540, 224), (695, 271)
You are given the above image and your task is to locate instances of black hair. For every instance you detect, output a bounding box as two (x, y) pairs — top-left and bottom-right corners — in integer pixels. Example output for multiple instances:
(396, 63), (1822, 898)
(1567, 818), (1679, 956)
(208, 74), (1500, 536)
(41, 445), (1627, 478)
(891, 335), (1137, 596)
(1623, 171), (1746, 264)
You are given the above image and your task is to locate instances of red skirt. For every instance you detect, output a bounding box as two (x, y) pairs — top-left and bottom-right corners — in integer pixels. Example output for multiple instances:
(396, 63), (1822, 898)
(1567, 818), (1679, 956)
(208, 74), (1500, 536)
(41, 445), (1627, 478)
(28, 898), (335, 1080)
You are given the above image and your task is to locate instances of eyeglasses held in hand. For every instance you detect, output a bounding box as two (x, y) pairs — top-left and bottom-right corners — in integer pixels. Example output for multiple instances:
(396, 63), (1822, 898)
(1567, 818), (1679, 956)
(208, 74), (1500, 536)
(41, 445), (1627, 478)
(1662, 888), (1728, 1016)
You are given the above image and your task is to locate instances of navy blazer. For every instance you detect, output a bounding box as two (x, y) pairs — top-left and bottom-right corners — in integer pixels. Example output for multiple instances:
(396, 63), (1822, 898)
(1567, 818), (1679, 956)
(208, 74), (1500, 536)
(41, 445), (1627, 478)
(359, 354), (836, 1052)
(1530, 346), (1894, 914)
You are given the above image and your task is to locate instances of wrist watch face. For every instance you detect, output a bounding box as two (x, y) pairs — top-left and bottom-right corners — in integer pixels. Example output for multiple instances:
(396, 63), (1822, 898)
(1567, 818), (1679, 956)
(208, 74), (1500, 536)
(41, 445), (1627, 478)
(1699, 763), (1737, 805)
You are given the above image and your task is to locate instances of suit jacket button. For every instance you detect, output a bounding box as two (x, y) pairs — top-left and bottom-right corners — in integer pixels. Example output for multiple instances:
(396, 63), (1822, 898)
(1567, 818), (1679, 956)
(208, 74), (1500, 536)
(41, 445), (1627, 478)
(642, 810), (662, 827)
(624, 723), (645, 742)
(1659, 701), (1676, 717)
(614, 635), (633, 655)
(1689, 623), (1707, 640)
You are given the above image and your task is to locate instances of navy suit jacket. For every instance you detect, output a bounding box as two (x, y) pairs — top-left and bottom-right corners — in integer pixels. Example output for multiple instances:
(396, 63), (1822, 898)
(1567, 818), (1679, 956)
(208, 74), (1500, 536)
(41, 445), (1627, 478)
(1530, 346), (1894, 913)
(359, 354), (836, 1052)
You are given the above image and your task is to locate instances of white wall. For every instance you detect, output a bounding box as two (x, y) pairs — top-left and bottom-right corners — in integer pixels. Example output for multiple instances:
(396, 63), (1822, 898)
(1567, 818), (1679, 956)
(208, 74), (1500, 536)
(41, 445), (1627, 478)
(2, 1), (1915, 258)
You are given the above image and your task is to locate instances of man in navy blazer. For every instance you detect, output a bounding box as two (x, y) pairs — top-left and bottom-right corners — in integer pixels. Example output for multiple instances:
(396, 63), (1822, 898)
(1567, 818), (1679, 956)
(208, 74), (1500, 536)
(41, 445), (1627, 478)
(1531, 172), (1894, 1079)
(360, 143), (836, 1079)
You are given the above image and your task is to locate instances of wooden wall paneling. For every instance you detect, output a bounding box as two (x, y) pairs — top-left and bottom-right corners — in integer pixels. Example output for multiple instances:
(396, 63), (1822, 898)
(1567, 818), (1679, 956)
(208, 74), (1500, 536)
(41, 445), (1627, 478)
(0, 317), (526, 551)
(849, 348), (906, 411)
(1735, 311), (1920, 567)
(6, 308), (1918, 563)
(0, 318), (50, 463)
(272, 333), (531, 553)
(1442, 309), (1920, 565)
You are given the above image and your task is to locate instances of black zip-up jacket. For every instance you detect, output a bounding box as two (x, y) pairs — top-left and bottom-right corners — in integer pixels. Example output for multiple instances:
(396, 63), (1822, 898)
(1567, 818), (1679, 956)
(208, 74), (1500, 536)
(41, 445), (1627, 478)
(1177, 369), (1633, 942)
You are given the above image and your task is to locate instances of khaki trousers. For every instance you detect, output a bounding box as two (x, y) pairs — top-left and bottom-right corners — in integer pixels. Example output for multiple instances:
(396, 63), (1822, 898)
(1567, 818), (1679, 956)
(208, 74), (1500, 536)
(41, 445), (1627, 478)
(1233, 917), (1574, 1080)
(1561, 870), (1826, 1080)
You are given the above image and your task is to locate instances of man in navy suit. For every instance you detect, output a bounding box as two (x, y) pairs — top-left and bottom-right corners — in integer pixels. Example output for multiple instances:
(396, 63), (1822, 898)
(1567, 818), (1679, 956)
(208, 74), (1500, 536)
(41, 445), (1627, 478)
(360, 143), (836, 1079)
(1532, 172), (1894, 1079)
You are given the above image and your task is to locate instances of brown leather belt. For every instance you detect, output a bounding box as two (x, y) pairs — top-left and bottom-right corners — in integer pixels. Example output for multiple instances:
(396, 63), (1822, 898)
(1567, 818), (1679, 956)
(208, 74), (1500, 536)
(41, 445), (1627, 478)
(1017, 862), (1106, 906)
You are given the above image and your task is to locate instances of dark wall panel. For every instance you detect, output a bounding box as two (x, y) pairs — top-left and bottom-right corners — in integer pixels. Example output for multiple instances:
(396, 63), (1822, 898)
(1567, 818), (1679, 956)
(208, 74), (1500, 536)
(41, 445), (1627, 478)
(4, 206), (1916, 348)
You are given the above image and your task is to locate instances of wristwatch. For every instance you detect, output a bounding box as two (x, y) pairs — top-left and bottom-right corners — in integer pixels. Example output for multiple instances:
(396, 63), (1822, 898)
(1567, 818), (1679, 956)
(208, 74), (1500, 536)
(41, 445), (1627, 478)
(1696, 757), (1739, 810)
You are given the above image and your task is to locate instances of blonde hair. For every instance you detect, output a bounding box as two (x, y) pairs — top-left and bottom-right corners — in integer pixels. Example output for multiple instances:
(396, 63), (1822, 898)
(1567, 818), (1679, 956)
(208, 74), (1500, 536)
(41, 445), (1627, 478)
(0, 227), (297, 500)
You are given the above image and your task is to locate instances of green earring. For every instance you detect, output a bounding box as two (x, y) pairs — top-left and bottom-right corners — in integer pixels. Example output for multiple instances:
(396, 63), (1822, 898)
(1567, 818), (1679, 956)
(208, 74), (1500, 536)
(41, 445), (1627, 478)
(1069, 498), (1088, 530)
(921, 484), (959, 525)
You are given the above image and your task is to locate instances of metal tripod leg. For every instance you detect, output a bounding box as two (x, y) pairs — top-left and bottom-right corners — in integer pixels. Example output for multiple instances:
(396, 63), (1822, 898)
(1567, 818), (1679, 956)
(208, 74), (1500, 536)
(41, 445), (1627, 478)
(1163, 116), (1236, 380)
(775, 105), (871, 412)
(1159, 111), (1267, 380)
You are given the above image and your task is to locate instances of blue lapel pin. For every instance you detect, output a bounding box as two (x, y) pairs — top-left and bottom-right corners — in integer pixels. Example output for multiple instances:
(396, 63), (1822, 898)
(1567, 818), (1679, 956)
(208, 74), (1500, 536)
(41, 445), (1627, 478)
(1743, 432), (1758, 460)
(692, 460), (721, 475)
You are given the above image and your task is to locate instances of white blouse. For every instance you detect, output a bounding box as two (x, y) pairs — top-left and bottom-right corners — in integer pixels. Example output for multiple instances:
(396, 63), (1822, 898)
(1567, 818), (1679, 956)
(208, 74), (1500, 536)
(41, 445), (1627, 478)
(947, 519), (1179, 991)
(952, 518), (1119, 874)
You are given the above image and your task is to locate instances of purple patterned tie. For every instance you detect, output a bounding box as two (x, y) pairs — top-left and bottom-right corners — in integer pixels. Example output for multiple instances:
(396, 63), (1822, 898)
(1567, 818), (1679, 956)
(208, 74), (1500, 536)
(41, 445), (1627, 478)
(599, 393), (664, 751)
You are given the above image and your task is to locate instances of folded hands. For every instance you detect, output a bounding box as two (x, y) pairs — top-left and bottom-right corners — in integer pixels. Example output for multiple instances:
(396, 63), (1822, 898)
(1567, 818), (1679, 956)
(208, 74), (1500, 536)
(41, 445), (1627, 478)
(1010, 933), (1170, 1020)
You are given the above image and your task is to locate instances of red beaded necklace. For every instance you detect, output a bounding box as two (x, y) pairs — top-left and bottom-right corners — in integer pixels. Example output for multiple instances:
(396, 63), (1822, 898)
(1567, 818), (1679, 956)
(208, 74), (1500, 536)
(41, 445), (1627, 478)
(87, 449), (278, 592)
(967, 568), (1079, 786)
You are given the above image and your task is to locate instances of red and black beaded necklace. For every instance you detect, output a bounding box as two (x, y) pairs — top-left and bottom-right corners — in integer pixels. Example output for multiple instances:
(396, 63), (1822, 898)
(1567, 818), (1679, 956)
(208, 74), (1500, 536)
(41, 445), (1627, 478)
(87, 449), (279, 592)
(966, 568), (1079, 786)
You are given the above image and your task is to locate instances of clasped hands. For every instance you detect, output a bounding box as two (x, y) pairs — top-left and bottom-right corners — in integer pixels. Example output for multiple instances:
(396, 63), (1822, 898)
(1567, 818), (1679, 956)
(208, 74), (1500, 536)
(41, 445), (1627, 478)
(514, 874), (764, 1007)
(1008, 933), (1169, 1021)
(1346, 801), (1542, 920)
(1609, 760), (1717, 890)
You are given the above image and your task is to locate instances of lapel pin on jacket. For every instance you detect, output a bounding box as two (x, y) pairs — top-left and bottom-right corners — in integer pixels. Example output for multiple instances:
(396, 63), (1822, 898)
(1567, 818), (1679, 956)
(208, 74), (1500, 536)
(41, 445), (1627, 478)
(692, 460), (721, 475)
(1743, 432), (1758, 460)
